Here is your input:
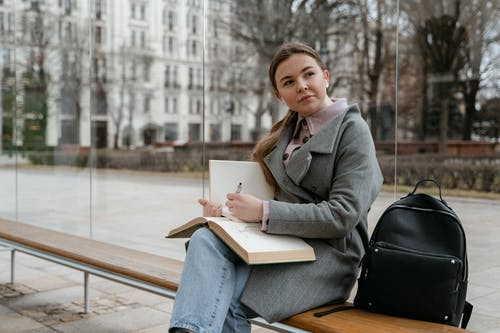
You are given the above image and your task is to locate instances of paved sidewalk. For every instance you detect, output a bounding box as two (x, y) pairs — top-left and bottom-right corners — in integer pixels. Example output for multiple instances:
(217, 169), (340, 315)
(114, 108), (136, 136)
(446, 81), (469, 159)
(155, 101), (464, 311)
(0, 167), (499, 332)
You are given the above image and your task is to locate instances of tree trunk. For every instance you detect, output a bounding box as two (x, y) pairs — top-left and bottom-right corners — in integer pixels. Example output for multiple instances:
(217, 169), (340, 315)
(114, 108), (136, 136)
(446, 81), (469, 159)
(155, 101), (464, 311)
(461, 79), (479, 140)
(113, 133), (119, 149)
(438, 82), (449, 156)
(419, 57), (428, 140)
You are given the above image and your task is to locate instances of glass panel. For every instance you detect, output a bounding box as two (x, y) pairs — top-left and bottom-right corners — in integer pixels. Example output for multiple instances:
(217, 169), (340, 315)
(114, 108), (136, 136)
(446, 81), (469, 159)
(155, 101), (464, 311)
(10, 0), (91, 235)
(205, 1), (398, 207)
(0, 2), (16, 220)
(89, 0), (204, 260)
(396, 1), (499, 194)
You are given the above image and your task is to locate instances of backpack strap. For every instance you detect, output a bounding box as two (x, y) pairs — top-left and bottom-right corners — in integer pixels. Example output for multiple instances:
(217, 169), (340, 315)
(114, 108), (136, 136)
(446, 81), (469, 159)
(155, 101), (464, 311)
(461, 301), (473, 329)
(410, 179), (444, 201)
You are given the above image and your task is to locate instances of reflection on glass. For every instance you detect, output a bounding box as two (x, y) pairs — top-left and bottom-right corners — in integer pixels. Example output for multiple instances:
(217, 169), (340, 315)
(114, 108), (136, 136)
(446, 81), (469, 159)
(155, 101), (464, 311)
(0, 0), (92, 234)
(87, 0), (205, 257)
(1, 0), (497, 255)
(0, 3), (16, 220)
(396, 0), (499, 193)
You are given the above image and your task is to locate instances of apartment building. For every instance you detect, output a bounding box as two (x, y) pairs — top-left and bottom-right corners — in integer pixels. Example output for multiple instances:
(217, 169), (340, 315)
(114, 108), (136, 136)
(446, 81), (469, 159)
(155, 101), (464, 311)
(0, 0), (263, 149)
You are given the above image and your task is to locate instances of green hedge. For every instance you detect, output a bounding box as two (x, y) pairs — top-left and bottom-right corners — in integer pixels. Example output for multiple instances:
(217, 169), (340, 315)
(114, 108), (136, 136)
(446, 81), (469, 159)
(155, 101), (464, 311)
(27, 150), (499, 193)
(378, 155), (500, 193)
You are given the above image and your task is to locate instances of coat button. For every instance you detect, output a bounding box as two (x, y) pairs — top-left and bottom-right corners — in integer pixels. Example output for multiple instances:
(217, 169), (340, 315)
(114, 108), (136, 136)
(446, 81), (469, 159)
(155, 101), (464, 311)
(282, 153), (289, 160)
(302, 136), (309, 144)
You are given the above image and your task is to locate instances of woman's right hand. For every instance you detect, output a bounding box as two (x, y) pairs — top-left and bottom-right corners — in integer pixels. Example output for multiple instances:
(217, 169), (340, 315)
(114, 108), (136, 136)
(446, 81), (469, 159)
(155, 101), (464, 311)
(198, 198), (223, 217)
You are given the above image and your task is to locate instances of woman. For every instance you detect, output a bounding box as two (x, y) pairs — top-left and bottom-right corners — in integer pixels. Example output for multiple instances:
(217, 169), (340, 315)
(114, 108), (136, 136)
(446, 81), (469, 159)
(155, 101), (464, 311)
(169, 42), (383, 333)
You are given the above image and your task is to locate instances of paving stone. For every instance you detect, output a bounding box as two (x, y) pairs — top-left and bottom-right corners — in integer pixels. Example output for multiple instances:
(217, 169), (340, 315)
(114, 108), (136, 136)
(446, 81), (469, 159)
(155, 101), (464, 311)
(52, 306), (168, 333)
(470, 266), (500, 290)
(130, 323), (171, 333)
(91, 279), (139, 294)
(466, 312), (500, 333)
(0, 304), (46, 332)
(19, 275), (76, 293)
(471, 291), (500, 318)
(152, 301), (173, 314)
(4, 286), (103, 312)
(468, 283), (498, 301)
(118, 289), (170, 306)
(16, 327), (59, 333)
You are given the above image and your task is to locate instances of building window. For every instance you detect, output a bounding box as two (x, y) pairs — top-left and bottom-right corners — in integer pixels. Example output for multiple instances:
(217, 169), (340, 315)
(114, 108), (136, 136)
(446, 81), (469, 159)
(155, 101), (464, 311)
(192, 15), (197, 34)
(143, 59), (150, 82)
(95, 0), (105, 19)
(214, 19), (219, 37)
(130, 3), (136, 19)
(196, 99), (202, 114)
(168, 11), (174, 31)
(129, 92), (135, 113)
(94, 26), (103, 45)
(131, 60), (137, 81)
(209, 124), (221, 142)
(188, 67), (193, 89)
(196, 68), (202, 90)
(231, 124), (242, 141)
(140, 30), (145, 48)
(173, 97), (177, 113)
(188, 123), (201, 141)
(91, 88), (107, 115)
(164, 123), (178, 141)
(144, 95), (151, 113)
(164, 65), (170, 87)
(173, 66), (178, 88)
(140, 3), (146, 20)
(64, 0), (72, 15)
(61, 119), (78, 144)
(131, 30), (135, 46)
(192, 40), (197, 56)
(168, 36), (174, 54)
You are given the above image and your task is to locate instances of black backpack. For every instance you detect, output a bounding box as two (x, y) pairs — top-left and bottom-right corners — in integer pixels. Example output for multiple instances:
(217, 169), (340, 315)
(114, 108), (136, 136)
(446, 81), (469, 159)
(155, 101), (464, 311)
(353, 179), (472, 328)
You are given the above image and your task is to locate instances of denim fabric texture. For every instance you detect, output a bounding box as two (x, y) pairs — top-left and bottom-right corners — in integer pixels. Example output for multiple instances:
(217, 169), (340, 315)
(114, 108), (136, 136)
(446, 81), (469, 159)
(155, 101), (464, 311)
(169, 228), (256, 333)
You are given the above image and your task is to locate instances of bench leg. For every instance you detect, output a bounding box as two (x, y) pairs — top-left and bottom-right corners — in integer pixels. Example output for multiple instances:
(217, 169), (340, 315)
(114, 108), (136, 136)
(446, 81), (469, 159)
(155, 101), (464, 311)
(84, 272), (90, 313)
(11, 249), (15, 284)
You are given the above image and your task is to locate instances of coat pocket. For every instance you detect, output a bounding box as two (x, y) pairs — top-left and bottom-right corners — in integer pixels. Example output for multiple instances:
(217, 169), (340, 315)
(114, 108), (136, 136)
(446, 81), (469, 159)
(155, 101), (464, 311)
(355, 241), (462, 324)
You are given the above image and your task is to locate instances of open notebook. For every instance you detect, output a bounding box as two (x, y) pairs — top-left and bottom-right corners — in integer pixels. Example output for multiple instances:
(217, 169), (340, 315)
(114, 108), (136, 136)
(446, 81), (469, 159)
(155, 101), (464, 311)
(166, 160), (315, 264)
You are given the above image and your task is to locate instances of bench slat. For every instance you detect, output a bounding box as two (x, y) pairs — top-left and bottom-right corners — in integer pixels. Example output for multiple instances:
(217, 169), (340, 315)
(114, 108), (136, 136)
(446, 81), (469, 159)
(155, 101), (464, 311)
(0, 219), (183, 290)
(282, 304), (470, 332)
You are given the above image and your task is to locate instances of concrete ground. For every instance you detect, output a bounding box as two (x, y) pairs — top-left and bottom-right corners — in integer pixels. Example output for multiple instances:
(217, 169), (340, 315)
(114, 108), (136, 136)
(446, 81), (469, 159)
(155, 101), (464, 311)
(0, 167), (499, 332)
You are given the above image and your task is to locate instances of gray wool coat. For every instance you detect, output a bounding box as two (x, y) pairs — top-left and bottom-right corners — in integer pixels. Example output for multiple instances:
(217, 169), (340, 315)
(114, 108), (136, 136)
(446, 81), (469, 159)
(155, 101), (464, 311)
(240, 104), (383, 323)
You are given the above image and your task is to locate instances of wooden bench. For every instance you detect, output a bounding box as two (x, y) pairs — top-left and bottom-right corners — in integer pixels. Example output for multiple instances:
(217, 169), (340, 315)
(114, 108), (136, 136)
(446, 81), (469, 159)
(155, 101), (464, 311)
(0, 218), (470, 333)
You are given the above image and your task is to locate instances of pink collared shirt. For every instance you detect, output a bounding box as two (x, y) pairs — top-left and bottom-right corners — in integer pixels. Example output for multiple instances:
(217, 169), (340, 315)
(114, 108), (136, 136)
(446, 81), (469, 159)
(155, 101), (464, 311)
(261, 98), (348, 230)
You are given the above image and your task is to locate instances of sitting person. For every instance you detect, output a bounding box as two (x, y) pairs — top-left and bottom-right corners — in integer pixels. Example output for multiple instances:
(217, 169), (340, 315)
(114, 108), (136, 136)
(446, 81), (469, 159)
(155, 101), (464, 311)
(169, 41), (383, 333)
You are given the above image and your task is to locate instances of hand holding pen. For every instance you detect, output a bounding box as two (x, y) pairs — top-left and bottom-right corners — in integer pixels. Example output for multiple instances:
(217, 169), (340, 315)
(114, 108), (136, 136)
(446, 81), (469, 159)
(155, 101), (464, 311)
(226, 182), (264, 222)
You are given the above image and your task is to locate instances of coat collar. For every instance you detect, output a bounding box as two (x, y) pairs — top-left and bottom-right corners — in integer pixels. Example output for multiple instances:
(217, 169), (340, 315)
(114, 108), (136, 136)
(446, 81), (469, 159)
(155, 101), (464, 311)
(264, 104), (358, 188)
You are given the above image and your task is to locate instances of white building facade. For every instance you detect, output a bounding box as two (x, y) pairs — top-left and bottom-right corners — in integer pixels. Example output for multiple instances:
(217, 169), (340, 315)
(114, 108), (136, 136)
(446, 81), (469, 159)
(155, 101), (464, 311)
(0, 0), (268, 149)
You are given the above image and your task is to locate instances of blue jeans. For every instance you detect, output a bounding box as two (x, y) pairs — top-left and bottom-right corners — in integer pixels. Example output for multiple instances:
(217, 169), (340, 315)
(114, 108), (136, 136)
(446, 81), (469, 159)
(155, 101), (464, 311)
(169, 228), (257, 333)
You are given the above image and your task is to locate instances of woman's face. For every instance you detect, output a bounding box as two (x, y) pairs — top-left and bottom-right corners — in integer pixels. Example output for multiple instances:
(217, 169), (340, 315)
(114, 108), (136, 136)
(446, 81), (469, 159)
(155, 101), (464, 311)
(274, 53), (331, 117)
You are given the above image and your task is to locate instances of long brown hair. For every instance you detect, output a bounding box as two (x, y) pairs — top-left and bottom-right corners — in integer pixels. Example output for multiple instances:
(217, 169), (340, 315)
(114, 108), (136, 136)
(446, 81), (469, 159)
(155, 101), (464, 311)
(252, 42), (327, 192)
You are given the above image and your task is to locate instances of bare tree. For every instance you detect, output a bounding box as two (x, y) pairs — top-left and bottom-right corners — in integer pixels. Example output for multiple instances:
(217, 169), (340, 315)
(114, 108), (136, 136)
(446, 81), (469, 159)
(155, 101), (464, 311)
(228, 0), (358, 139)
(353, 0), (396, 139)
(109, 43), (128, 149)
(459, 0), (499, 140)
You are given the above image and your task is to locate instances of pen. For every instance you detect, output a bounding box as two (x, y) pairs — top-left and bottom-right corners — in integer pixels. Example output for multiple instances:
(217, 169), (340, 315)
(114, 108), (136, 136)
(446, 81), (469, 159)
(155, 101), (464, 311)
(235, 182), (242, 193)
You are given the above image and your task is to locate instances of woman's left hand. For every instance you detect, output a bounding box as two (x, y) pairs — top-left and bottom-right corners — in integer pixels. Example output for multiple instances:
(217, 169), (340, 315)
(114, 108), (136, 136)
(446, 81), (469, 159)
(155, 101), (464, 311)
(225, 193), (263, 222)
